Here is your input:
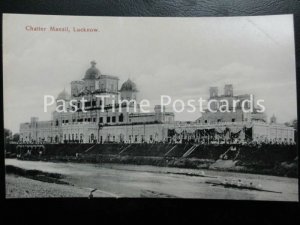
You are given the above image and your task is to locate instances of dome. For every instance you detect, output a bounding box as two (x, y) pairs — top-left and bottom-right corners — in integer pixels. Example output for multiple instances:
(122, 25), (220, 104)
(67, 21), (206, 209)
(120, 79), (138, 92)
(57, 89), (71, 100)
(83, 61), (101, 80)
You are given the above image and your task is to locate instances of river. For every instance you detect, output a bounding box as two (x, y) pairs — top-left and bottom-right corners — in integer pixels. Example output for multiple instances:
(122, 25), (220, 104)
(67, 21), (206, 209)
(5, 159), (298, 201)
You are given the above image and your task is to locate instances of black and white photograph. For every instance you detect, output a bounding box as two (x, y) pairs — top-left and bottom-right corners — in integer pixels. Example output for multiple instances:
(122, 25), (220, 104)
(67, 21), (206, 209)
(3, 13), (298, 201)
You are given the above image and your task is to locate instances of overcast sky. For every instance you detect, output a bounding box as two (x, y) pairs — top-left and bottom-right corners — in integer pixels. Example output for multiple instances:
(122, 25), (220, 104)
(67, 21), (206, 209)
(3, 14), (297, 133)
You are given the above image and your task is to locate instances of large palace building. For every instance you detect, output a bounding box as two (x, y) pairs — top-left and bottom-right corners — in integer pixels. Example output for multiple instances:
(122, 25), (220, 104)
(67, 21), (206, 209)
(19, 61), (295, 144)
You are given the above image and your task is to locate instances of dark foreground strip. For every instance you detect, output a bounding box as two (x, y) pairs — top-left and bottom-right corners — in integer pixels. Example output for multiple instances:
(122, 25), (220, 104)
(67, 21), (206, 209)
(5, 165), (70, 185)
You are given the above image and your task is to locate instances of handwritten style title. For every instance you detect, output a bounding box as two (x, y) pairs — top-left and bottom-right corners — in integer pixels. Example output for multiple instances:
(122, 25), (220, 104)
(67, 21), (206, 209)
(25, 25), (100, 33)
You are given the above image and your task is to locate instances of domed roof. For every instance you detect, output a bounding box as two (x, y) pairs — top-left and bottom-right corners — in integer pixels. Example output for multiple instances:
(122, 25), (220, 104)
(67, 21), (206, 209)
(120, 79), (138, 92)
(57, 89), (71, 100)
(83, 61), (101, 80)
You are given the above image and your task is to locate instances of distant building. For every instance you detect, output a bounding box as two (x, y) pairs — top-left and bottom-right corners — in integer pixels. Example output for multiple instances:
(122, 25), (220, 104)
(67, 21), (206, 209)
(193, 85), (294, 144)
(196, 85), (266, 124)
(19, 62), (295, 144)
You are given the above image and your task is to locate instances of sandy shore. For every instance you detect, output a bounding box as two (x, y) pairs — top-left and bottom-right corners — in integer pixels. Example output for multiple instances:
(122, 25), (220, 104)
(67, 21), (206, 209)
(6, 174), (112, 198)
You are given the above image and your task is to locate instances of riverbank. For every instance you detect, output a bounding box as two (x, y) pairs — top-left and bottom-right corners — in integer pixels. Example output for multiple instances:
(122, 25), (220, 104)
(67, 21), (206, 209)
(25, 154), (298, 178)
(5, 165), (116, 198)
(5, 159), (298, 201)
(6, 174), (113, 198)
(7, 143), (298, 178)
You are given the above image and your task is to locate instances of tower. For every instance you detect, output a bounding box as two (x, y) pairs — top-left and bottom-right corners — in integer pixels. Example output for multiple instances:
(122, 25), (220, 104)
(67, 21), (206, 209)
(71, 80), (84, 97)
(224, 84), (233, 96)
(30, 117), (39, 142)
(83, 60), (101, 92)
(270, 114), (277, 124)
(154, 105), (166, 122)
(209, 87), (219, 98)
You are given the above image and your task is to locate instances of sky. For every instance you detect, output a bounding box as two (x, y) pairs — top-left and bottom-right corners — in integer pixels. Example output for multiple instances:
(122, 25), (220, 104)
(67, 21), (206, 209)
(3, 14), (297, 133)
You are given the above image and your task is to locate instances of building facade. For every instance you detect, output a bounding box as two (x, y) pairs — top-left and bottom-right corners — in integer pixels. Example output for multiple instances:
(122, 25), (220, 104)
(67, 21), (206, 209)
(19, 61), (295, 144)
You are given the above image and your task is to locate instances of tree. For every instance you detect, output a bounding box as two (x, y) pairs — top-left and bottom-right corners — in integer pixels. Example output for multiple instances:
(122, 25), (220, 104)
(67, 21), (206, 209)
(284, 119), (297, 131)
(292, 119), (297, 131)
(12, 133), (20, 142)
(4, 128), (12, 144)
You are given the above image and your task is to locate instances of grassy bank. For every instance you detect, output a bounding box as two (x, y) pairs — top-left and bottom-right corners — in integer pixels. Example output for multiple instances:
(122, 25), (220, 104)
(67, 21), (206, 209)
(5, 165), (118, 198)
(6, 165), (70, 185)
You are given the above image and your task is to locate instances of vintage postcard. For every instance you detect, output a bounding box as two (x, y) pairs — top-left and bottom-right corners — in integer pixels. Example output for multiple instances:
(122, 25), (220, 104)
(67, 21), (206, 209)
(3, 14), (298, 201)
